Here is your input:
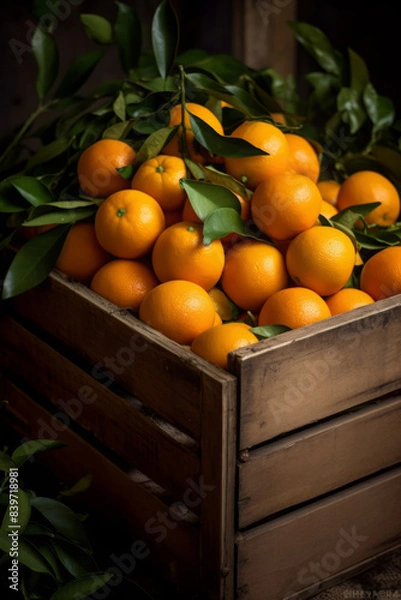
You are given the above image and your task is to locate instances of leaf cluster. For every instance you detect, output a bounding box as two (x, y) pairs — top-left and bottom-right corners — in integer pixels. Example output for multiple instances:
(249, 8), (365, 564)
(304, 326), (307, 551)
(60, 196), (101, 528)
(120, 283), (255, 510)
(0, 440), (113, 599)
(1, 2), (401, 303)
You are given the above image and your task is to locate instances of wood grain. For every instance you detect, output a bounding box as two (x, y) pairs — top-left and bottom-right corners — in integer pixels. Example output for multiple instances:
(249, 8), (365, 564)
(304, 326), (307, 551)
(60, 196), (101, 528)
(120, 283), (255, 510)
(237, 466), (401, 600)
(10, 271), (235, 440)
(232, 0), (297, 74)
(230, 296), (401, 448)
(0, 377), (200, 588)
(238, 393), (401, 527)
(1, 314), (201, 506)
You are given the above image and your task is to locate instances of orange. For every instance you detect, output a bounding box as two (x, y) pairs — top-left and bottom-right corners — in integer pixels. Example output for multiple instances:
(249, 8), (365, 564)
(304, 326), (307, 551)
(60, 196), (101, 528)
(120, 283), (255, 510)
(258, 286), (331, 330)
(319, 199), (339, 220)
(55, 222), (111, 283)
(208, 287), (235, 321)
(191, 322), (258, 370)
(325, 288), (375, 315)
(224, 120), (289, 190)
(360, 246), (401, 300)
(284, 133), (320, 183)
(181, 197), (202, 223)
(90, 259), (158, 311)
(317, 179), (341, 206)
(163, 102), (224, 165)
(77, 139), (136, 198)
(270, 112), (286, 125)
(336, 170), (400, 226)
(285, 226), (356, 297)
(139, 279), (216, 345)
(151, 221), (225, 291)
(251, 172), (323, 241)
(131, 154), (187, 212)
(95, 189), (165, 259)
(220, 239), (289, 312)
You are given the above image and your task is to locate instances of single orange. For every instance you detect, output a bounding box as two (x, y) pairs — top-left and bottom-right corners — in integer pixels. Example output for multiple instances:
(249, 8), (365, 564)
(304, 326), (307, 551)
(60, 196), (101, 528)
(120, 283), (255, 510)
(258, 286), (331, 330)
(131, 154), (187, 212)
(77, 139), (136, 198)
(285, 226), (356, 296)
(220, 239), (289, 312)
(151, 221), (225, 291)
(251, 172), (323, 241)
(325, 288), (375, 315)
(90, 259), (158, 311)
(360, 246), (401, 300)
(95, 189), (165, 259)
(224, 120), (289, 189)
(319, 199), (339, 220)
(191, 322), (258, 370)
(336, 170), (400, 226)
(163, 102), (224, 165)
(284, 133), (320, 183)
(139, 279), (216, 345)
(55, 222), (111, 283)
(317, 179), (341, 206)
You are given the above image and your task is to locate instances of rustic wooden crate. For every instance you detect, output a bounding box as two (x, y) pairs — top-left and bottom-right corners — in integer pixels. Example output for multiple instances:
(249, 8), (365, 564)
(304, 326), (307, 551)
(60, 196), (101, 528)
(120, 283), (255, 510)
(1, 270), (401, 600)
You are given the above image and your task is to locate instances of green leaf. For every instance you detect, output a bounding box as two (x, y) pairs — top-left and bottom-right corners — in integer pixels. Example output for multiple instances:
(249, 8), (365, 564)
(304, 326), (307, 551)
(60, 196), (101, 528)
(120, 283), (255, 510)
(24, 522), (55, 536)
(25, 138), (73, 171)
(0, 535), (55, 575)
(337, 87), (367, 134)
(288, 21), (343, 77)
(115, 2), (142, 74)
(348, 48), (369, 93)
(203, 165), (253, 199)
(22, 206), (96, 227)
(12, 440), (66, 467)
(136, 126), (177, 163)
(250, 324), (291, 339)
(80, 14), (113, 44)
(11, 177), (53, 207)
(55, 51), (104, 99)
(43, 200), (98, 210)
(35, 541), (65, 582)
(332, 202), (381, 229)
(0, 196), (27, 213)
(59, 475), (93, 497)
(116, 165), (135, 180)
(0, 229), (17, 251)
(180, 179), (241, 221)
(1, 225), (70, 300)
(31, 26), (59, 99)
(151, 0), (179, 79)
(51, 538), (98, 578)
(102, 120), (133, 140)
(0, 488), (31, 536)
(203, 207), (248, 245)
(49, 573), (114, 600)
(185, 72), (234, 104)
(363, 83), (395, 132)
(30, 497), (91, 549)
(224, 85), (270, 117)
(188, 112), (268, 158)
(306, 72), (340, 112)
(113, 90), (126, 121)
(0, 451), (16, 472)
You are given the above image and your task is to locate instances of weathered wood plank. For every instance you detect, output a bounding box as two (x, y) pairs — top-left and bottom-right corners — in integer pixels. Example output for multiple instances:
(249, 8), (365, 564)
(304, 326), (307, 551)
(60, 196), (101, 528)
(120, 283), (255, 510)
(9, 271), (235, 440)
(0, 377), (200, 588)
(232, 0), (297, 74)
(231, 296), (401, 448)
(238, 393), (401, 527)
(1, 314), (201, 505)
(237, 466), (401, 600)
(200, 375), (237, 599)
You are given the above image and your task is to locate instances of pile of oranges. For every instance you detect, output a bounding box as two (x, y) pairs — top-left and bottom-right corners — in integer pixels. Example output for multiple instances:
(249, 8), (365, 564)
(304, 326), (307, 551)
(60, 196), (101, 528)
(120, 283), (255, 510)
(54, 103), (401, 370)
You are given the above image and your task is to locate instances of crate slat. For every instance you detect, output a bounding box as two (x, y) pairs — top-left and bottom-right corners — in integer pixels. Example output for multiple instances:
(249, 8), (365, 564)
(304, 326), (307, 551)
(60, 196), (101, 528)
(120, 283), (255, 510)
(238, 393), (401, 527)
(231, 296), (401, 448)
(236, 466), (401, 600)
(10, 271), (234, 440)
(0, 377), (200, 585)
(1, 314), (201, 504)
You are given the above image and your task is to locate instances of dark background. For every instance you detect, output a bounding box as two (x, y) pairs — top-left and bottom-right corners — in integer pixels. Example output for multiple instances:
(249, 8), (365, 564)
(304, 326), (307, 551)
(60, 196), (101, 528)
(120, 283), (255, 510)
(0, 0), (399, 138)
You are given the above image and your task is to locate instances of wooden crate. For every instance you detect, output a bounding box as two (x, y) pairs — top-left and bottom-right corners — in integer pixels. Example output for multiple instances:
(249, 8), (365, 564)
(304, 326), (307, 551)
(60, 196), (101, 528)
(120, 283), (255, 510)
(1, 270), (401, 599)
